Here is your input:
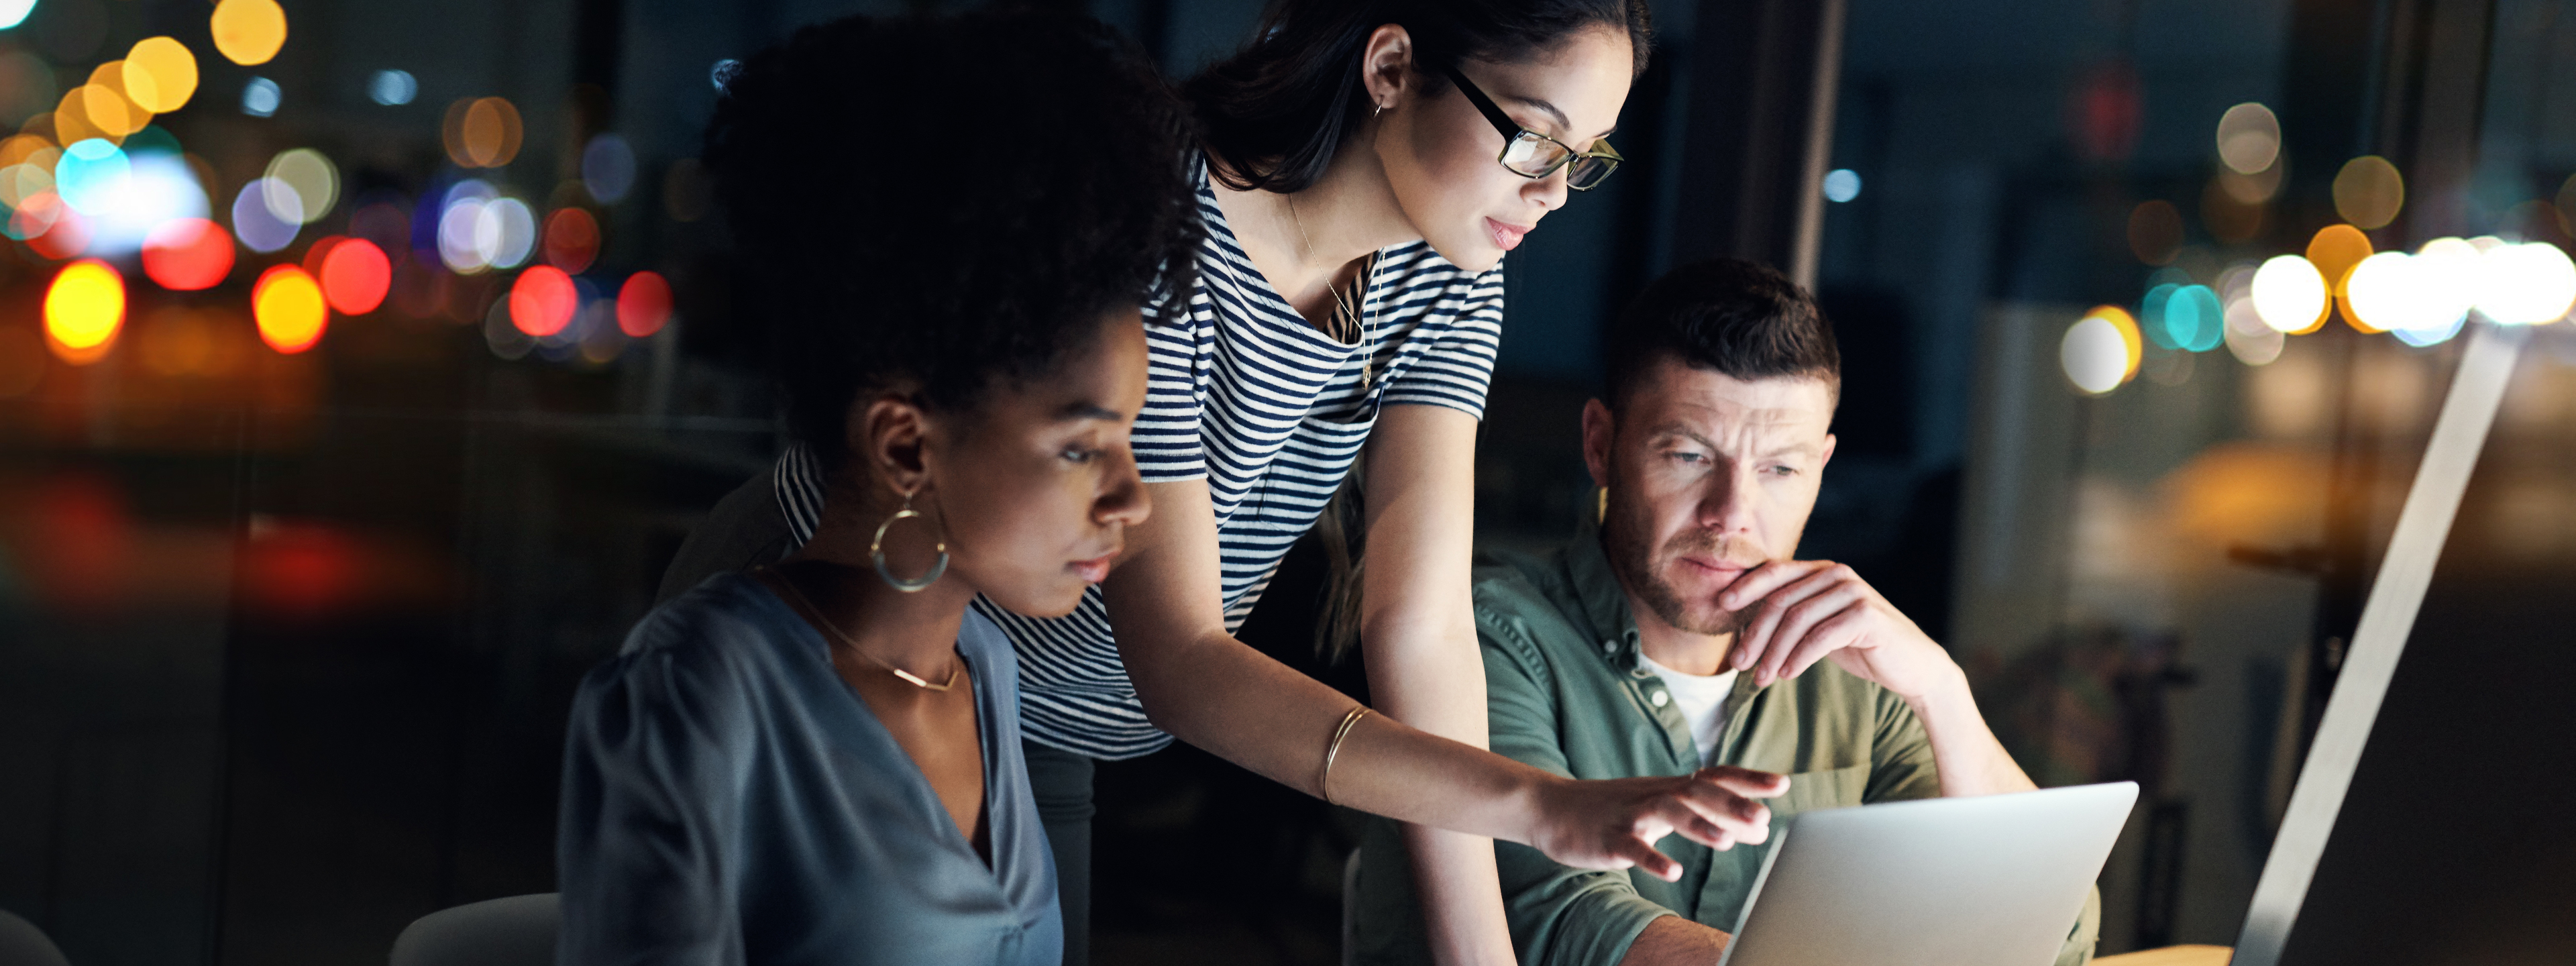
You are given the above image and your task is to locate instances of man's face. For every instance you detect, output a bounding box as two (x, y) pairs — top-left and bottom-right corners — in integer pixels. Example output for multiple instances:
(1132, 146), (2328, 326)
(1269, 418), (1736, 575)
(1584, 358), (1836, 637)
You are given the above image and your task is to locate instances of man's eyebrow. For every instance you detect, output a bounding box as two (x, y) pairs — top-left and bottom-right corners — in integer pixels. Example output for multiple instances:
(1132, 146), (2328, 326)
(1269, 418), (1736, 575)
(1645, 423), (1717, 449)
(1503, 93), (1615, 140)
(1055, 400), (1125, 421)
(1761, 441), (1823, 459)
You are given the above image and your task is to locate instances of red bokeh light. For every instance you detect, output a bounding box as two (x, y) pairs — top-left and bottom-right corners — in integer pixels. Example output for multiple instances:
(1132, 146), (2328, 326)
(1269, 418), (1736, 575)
(543, 207), (600, 274)
(616, 270), (671, 338)
(239, 520), (361, 620)
(26, 201), (90, 260)
(142, 217), (237, 290)
(509, 265), (576, 337)
(320, 237), (392, 315)
(28, 472), (136, 612)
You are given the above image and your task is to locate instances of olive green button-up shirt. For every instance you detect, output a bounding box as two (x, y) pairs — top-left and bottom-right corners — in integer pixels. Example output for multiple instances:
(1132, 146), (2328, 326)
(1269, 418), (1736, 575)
(1350, 526), (2099, 966)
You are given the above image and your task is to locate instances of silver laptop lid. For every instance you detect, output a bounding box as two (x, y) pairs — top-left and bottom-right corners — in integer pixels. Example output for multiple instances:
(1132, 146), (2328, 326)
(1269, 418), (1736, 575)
(1716, 781), (2137, 966)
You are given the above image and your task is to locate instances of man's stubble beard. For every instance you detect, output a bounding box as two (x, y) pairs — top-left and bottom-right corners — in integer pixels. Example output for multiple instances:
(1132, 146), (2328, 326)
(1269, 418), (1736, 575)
(1599, 478), (1767, 638)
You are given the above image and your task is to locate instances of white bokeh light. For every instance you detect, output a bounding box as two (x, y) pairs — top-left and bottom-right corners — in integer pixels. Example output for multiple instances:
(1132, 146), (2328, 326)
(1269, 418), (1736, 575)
(2061, 315), (2129, 395)
(2250, 254), (2329, 333)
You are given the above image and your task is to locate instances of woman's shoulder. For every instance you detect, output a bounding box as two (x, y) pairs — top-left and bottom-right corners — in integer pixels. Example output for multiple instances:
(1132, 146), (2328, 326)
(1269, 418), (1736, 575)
(585, 572), (798, 700)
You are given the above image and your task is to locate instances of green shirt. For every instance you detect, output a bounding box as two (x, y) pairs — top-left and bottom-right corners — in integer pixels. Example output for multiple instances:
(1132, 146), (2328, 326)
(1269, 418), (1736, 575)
(1350, 525), (2099, 966)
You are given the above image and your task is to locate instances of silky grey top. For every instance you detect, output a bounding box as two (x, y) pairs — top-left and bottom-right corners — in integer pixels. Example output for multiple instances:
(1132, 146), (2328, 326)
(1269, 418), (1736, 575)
(557, 572), (1062, 966)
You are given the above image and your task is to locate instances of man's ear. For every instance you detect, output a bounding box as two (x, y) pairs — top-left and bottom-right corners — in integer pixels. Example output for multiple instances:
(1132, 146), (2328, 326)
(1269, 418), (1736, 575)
(851, 392), (932, 497)
(1819, 433), (1837, 471)
(1581, 398), (1616, 492)
(1360, 23), (1415, 113)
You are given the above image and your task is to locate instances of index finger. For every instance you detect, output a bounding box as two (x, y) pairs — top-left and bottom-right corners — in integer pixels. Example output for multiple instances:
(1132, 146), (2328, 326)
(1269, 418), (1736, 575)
(1696, 765), (1790, 798)
(1719, 559), (1834, 612)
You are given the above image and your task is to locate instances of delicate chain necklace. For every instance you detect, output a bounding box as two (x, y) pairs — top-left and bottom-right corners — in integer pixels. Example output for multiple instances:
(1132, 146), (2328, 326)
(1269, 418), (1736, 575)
(765, 569), (961, 692)
(1285, 193), (1376, 388)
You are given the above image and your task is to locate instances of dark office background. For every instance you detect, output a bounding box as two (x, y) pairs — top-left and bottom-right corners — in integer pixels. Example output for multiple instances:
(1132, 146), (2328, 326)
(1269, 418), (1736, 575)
(3, 0), (2574, 963)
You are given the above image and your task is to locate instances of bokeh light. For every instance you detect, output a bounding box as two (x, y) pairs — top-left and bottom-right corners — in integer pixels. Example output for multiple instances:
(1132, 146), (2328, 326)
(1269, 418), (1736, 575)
(2062, 313), (2131, 394)
(367, 69), (417, 106)
(2222, 287), (2285, 364)
(80, 65), (148, 137)
(542, 207), (598, 272)
(53, 138), (126, 213)
(445, 97), (523, 168)
(231, 177), (299, 252)
(509, 266), (577, 337)
(2251, 254), (2330, 333)
(44, 259), (123, 364)
(10, 191), (67, 246)
(2332, 156), (2404, 229)
(0, 0), (35, 30)
(480, 197), (535, 268)
(240, 76), (278, 117)
(2306, 223), (2374, 333)
(211, 0), (288, 66)
(141, 217), (233, 290)
(121, 38), (198, 113)
(2342, 252), (2414, 333)
(252, 264), (327, 353)
(437, 181), (492, 273)
(2474, 241), (2576, 325)
(85, 148), (207, 256)
(617, 271), (672, 337)
(2214, 103), (2281, 175)
(319, 237), (390, 314)
(264, 148), (337, 225)
(582, 133), (635, 203)
(2127, 200), (2184, 266)
(2158, 284), (2224, 352)
(1822, 168), (1860, 203)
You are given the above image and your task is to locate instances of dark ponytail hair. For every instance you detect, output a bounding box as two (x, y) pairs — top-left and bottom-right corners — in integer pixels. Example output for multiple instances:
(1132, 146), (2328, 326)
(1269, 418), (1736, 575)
(1184, 0), (1652, 194)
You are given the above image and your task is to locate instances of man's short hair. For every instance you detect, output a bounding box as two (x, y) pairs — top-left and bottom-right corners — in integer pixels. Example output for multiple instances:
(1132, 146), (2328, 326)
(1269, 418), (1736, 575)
(1601, 257), (1839, 411)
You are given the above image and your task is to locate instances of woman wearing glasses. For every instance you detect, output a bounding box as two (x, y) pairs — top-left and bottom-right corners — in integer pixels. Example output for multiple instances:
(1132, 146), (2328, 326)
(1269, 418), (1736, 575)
(661, 2), (1782, 963)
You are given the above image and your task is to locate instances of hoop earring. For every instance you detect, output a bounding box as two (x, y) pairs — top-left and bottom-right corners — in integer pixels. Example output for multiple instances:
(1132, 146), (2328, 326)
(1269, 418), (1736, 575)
(1374, 102), (1385, 118)
(1597, 486), (1608, 525)
(871, 492), (950, 592)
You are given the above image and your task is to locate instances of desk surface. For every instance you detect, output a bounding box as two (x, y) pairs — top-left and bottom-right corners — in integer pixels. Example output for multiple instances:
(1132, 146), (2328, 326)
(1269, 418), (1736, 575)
(2094, 945), (2232, 966)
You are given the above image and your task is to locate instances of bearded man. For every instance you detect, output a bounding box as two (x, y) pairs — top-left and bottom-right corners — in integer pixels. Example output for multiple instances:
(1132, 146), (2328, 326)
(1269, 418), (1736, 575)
(1349, 258), (2097, 966)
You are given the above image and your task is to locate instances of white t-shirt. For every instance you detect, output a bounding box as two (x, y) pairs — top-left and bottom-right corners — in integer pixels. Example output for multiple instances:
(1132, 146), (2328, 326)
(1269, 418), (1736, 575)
(1640, 653), (1742, 764)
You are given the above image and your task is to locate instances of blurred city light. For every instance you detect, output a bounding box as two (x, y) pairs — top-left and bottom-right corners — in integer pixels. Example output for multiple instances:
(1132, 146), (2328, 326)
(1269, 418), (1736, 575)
(44, 258), (122, 364)
(2214, 103), (2281, 175)
(141, 217), (233, 290)
(2062, 310), (2133, 394)
(241, 76), (278, 116)
(79, 66), (148, 138)
(617, 271), (672, 338)
(2474, 241), (2576, 325)
(252, 264), (326, 353)
(543, 207), (598, 272)
(319, 237), (390, 314)
(211, 0), (288, 66)
(0, 0), (36, 30)
(232, 177), (298, 252)
(264, 148), (337, 224)
(121, 38), (198, 114)
(2342, 252), (2415, 333)
(446, 97), (523, 168)
(582, 133), (635, 203)
(480, 197), (535, 268)
(510, 266), (576, 337)
(2332, 156), (2404, 229)
(85, 151), (206, 256)
(1823, 168), (1860, 203)
(367, 69), (417, 106)
(2156, 283), (2224, 352)
(2249, 255), (2328, 333)
(2222, 286), (2285, 364)
(53, 138), (125, 213)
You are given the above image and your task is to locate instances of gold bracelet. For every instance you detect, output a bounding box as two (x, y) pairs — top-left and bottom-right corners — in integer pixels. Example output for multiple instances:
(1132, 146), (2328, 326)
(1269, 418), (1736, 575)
(1320, 704), (1371, 805)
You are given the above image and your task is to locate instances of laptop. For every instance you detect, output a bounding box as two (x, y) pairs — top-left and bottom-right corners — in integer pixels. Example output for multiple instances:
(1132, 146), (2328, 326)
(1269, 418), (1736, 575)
(1715, 782), (2137, 966)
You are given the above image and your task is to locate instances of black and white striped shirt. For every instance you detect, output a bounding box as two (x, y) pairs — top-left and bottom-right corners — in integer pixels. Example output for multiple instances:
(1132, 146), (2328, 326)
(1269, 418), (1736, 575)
(777, 165), (1503, 759)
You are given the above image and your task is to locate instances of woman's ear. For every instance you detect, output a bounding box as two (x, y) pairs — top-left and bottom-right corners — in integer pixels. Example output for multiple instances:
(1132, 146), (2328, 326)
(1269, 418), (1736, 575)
(1360, 23), (1415, 113)
(851, 392), (932, 497)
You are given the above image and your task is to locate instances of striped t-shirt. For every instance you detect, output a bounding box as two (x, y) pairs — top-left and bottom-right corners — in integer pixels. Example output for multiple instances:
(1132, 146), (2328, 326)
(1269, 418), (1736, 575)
(776, 164), (1503, 759)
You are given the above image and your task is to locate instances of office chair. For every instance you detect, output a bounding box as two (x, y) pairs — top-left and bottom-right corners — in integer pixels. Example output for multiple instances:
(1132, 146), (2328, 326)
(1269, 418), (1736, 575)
(0, 908), (69, 966)
(388, 893), (557, 966)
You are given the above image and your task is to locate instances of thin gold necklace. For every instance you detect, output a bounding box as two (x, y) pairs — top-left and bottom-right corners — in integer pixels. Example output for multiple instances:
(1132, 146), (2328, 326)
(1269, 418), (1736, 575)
(766, 570), (961, 692)
(1285, 193), (1366, 346)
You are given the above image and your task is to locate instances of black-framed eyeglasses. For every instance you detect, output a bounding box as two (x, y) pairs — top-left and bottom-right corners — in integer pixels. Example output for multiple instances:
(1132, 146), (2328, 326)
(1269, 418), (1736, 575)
(1436, 64), (1621, 191)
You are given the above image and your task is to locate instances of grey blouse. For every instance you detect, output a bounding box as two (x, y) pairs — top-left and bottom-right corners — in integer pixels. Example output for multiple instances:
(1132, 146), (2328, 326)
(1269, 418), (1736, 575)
(557, 572), (1061, 965)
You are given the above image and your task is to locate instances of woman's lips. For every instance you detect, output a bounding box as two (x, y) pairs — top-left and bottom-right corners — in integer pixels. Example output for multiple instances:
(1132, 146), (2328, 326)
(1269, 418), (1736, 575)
(1070, 553), (1117, 584)
(1486, 217), (1529, 252)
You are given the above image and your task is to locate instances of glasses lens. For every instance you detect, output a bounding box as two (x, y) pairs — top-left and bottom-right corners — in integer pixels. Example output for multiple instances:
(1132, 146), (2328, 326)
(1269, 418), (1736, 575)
(1501, 131), (1566, 176)
(1565, 155), (1618, 190)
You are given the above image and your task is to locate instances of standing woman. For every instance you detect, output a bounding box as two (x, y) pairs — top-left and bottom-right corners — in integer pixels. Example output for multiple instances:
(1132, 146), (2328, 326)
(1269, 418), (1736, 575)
(666, 2), (1783, 963)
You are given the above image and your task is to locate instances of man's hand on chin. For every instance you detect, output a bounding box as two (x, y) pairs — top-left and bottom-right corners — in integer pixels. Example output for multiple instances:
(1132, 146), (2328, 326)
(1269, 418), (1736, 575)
(1713, 560), (1964, 702)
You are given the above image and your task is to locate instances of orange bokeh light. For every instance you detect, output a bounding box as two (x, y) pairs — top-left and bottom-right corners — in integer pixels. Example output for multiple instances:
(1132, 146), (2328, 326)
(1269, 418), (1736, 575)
(44, 259), (124, 364)
(617, 270), (672, 338)
(254, 264), (329, 353)
(510, 265), (577, 337)
(142, 217), (235, 290)
(320, 237), (392, 314)
(543, 207), (599, 273)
